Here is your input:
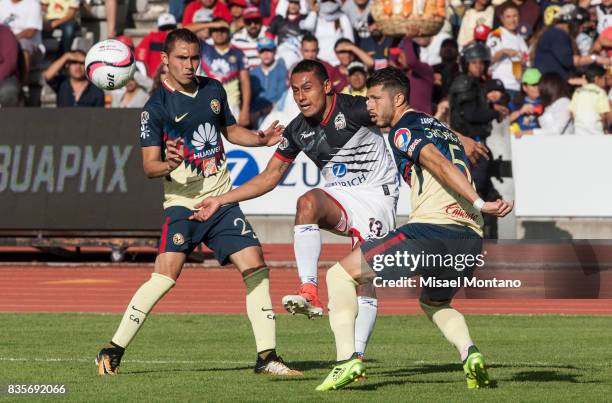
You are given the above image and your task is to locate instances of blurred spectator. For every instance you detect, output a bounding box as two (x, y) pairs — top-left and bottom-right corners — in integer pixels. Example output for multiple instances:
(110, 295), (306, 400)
(540, 0), (568, 27)
(43, 50), (104, 107)
(201, 19), (251, 126)
(41, 0), (79, 55)
(508, 68), (542, 130)
(596, 0), (612, 33)
(117, 34), (151, 82)
(169, 0), (187, 22)
(494, 0), (541, 35)
(0, 25), (20, 107)
(519, 72), (572, 135)
(105, 0), (116, 38)
(391, 37), (434, 114)
(570, 64), (610, 134)
(359, 14), (395, 70)
(249, 37), (288, 126)
(110, 71), (150, 108)
(416, 31), (453, 66)
(268, 0), (315, 44)
(186, 8), (218, 42)
(484, 78), (509, 108)
(151, 63), (169, 94)
(300, 33), (339, 83)
(313, 0), (354, 66)
(433, 38), (461, 105)
(457, 0), (494, 49)
(228, 0), (247, 33)
(534, 4), (610, 80)
(342, 0), (371, 41)
(341, 61), (367, 96)
(183, 0), (232, 26)
(231, 7), (268, 69)
(330, 38), (374, 93)
(486, 1), (529, 98)
(449, 42), (505, 238)
(576, 6), (597, 55)
(0, 0), (43, 90)
(136, 13), (177, 77)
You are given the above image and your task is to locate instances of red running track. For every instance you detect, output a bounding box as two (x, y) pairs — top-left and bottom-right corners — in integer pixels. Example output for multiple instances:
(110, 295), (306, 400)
(1, 266), (610, 315)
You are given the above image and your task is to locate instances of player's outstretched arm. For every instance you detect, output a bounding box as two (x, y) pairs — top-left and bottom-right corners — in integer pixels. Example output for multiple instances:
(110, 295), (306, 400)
(418, 144), (513, 218)
(222, 120), (283, 147)
(141, 140), (184, 178)
(189, 155), (291, 221)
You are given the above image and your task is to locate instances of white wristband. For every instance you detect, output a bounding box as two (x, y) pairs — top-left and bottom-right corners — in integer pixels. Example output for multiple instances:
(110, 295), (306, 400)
(473, 198), (485, 211)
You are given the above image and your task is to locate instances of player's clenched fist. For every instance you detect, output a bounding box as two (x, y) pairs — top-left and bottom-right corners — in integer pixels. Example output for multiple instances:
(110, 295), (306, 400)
(165, 139), (184, 171)
(189, 197), (222, 222)
(481, 199), (514, 217)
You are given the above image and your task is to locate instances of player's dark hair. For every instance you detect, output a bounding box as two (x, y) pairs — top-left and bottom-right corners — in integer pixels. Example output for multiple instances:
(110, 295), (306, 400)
(301, 33), (318, 46)
(163, 28), (200, 54)
(291, 59), (329, 84)
(366, 67), (410, 104)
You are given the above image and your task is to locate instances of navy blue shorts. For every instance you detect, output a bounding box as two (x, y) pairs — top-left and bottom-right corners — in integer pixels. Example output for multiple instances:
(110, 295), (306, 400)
(360, 223), (483, 302)
(159, 203), (261, 265)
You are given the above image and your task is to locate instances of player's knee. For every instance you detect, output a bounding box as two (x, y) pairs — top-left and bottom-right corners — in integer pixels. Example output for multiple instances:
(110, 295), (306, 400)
(419, 298), (451, 321)
(243, 267), (269, 294)
(296, 191), (320, 220)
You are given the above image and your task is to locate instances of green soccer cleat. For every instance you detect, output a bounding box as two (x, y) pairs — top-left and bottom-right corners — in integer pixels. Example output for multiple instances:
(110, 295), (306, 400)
(463, 350), (491, 389)
(315, 358), (365, 391)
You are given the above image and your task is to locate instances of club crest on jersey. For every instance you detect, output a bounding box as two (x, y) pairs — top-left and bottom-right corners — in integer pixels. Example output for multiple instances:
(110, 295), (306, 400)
(334, 112), (346, 130)
(210, 99), (221, 114)
(172, 233), (185, 246)
(279, 136), (289, 150)
(394, 128), (411, 151)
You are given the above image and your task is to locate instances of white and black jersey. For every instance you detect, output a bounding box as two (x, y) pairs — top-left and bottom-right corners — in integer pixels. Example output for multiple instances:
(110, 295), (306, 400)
(275, 93), (399, 194)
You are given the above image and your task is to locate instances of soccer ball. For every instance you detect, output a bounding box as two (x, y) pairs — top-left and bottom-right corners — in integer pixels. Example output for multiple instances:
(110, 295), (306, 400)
(85, 39), (136, 91)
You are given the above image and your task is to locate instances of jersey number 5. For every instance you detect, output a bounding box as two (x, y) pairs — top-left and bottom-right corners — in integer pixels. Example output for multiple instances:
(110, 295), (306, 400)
(449, 144), (474, 186)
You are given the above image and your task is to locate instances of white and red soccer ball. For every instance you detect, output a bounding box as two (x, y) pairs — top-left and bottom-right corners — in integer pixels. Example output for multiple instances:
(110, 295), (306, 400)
(85, 39), (136, 91)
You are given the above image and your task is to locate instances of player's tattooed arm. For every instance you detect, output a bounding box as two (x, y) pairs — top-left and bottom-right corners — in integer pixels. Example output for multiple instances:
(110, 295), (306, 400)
(141, 140), (184, 178)
(222, 120), (284, 147)
(418, 143), (513, 218)
(190, 156), (292, 221)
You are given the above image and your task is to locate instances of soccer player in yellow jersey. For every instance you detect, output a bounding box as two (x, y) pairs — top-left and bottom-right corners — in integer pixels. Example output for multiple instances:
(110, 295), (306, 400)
(315, 67), (513, 391)
(95, 29), (301, 376)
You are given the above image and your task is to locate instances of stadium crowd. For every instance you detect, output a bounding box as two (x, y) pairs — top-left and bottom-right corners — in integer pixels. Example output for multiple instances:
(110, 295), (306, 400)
(2, 0), (612, 136)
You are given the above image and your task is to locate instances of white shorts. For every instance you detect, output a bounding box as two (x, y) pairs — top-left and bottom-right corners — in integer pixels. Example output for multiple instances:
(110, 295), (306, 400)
(322, 186), (398, 244)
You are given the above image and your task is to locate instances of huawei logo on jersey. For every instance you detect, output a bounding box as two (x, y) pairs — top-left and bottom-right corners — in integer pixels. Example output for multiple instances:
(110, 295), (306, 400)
(192, 123), (221, 158)
(210, 58), (231, 76)
(445, 203), (479, 222)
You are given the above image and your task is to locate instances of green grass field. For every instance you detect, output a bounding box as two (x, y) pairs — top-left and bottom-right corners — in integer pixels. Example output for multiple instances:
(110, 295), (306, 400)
(1, 313), (611, 402)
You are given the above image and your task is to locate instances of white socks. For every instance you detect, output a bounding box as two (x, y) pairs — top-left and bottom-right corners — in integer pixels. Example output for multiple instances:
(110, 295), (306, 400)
(355, 296), (378, 355)
(294, 224), (321, 285)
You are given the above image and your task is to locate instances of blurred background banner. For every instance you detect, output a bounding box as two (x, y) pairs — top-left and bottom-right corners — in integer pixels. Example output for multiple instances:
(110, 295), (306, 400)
(511, 135), (612, 217)
(0, 108), (163, 231)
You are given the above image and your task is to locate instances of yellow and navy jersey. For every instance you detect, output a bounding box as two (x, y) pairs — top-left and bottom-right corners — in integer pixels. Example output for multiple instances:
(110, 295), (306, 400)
(140, 76), (236, 210)
(389, 111), (484, 237)
(200, 43), (247, 108)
